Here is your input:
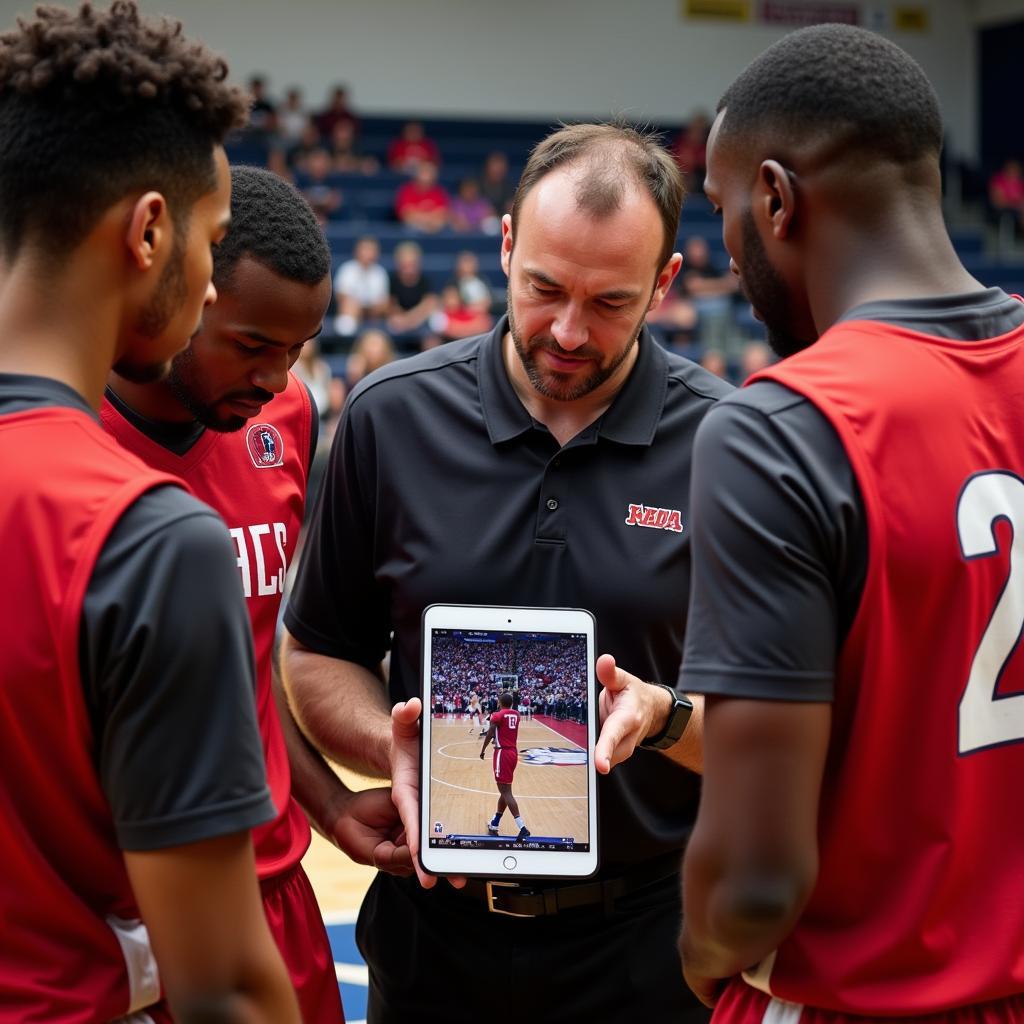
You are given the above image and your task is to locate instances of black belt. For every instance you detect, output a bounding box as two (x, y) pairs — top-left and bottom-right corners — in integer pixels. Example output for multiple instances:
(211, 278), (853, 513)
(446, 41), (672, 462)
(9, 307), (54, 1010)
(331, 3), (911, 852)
(460, 852), (680, 918)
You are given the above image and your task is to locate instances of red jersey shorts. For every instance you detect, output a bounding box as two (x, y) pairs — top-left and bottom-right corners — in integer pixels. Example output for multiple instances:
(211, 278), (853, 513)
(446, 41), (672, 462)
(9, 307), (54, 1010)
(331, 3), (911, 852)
(260, 863), (344, 1023)
(714, 982), (1024, 1023)
(493, 746), (518, 785)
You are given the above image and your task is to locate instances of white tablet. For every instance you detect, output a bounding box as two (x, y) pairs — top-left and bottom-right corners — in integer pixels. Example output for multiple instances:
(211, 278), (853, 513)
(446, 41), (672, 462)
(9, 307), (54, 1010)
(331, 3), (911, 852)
(420, 603), (599, 879)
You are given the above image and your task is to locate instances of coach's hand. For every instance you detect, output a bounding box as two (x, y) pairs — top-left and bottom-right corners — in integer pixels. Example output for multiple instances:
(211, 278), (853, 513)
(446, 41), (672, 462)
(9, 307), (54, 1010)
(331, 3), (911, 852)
(390, 698), (466, 890)
(329, 787), (413, 878)
(594, 653), (673, 774)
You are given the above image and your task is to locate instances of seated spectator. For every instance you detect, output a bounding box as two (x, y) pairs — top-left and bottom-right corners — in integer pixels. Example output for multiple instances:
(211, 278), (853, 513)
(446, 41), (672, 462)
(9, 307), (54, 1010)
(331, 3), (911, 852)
(645, 285), (698, 343)
(395, 162), (449, 233)
(740, 340), (772, 381)
(314, 83), (359, 141)
(672, 112), (711, 191)
(990, 159), (1024, 228)
(680, 235), (738, 350)
(297, 149), (342, 224)
(699, 348), (728, 380)
(334, 236), (390, 336)
(293, 338), (344, 424)
(277, 87), (308, 145)
(480, 151), (514, 215)
(246, 74), (276, 134)
(284, 119), (323, 177)
(449, 178), (498, 233)
(329, 120), (379, 175)
(388, 241), (438, 338)
(388, 120), (440, 173)
(346, 328), (396, 388)
(430, 284), (493, 341)
(451, 251), (493, 311)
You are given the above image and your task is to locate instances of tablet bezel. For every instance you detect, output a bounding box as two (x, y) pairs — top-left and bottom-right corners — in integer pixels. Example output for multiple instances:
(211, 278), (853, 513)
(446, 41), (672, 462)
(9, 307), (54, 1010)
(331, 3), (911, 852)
(419, 603), (599, 879)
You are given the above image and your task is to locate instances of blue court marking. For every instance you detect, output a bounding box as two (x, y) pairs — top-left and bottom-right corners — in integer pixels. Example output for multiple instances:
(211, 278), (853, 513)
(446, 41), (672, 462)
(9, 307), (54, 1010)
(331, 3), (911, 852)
(325, 912), (367, 1024)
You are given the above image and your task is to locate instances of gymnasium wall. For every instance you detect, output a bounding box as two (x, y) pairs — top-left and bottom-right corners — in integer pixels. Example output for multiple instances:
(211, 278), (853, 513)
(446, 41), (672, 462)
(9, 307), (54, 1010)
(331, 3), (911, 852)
(2, 0), (1020, 160)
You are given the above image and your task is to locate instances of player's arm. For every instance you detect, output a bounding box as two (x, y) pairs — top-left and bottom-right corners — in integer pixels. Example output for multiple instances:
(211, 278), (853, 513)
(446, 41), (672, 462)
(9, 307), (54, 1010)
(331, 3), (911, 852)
(124, 835), (298, 1023)
(674, 393), (858, 1006)
(479, 718), (498, 757)
(272, 660), (410, 876)
(679, 698), (830, 1007)
(84, 490), (299, 1022)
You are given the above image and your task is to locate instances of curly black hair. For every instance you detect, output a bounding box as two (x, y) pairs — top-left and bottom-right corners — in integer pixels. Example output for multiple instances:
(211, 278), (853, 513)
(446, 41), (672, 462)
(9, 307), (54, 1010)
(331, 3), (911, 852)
(0, 1), (248, 258)
(213, 166), (330, 288)
(718, 24), (942, 164)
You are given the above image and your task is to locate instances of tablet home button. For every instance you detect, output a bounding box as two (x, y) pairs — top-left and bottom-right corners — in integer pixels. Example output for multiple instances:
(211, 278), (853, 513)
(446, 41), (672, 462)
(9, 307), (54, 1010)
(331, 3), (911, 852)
(503, 856), (517, 871)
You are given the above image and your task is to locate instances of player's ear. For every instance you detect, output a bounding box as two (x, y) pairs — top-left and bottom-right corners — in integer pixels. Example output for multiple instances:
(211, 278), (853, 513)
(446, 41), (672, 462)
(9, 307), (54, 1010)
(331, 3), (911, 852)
(126, 191), (171, 272)
(758, 160), (796, 241)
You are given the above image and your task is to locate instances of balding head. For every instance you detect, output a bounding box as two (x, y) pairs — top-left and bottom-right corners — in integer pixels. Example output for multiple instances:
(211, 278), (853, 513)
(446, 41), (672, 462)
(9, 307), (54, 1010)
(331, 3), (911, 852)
(511, 122), (684, 270)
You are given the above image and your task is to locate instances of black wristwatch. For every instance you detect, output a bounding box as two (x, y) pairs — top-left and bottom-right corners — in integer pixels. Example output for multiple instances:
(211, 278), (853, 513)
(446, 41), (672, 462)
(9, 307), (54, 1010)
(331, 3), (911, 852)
(639, 685), (694, 750)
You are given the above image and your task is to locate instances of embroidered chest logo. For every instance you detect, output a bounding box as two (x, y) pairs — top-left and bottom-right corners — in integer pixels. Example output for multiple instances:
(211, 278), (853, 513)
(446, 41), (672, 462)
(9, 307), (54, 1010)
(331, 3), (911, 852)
(624, 503), (684, 533)
(245, 422), (285, 468)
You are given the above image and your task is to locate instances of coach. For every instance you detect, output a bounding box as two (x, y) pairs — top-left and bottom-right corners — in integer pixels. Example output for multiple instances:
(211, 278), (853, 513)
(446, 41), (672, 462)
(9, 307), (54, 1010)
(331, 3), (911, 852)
(283, 122), (730, 1023)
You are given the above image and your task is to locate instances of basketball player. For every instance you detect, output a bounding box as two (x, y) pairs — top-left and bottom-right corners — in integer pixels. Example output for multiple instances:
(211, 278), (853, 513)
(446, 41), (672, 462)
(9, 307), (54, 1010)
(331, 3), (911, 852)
(467, 691), (485, 734)
(102, 165), (411, 1021)
(0, 4), (299, 1021)
(480, 692), (530, 842)
(679, 25), (1024, 1020)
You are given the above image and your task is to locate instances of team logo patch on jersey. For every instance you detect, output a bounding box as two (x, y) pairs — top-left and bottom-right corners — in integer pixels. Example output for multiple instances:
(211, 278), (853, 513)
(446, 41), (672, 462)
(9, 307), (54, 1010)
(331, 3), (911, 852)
(624, 503), (683, 533)
(521, 747), (588, 766)
(245, 422), (284, 468)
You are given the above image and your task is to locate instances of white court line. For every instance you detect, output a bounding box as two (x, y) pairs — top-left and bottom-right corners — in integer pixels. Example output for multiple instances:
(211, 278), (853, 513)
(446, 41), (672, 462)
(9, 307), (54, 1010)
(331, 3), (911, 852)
(531, 716), (586, 751)
(437, 740), (489, 761)
(335, 962), (369, 985)
(429, 775), (586, 799)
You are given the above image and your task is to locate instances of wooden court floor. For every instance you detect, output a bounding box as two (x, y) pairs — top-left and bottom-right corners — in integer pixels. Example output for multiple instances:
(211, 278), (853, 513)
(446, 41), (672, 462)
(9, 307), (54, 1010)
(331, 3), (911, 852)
(427, 714), (590, 843)
(302, 712), (591, 912)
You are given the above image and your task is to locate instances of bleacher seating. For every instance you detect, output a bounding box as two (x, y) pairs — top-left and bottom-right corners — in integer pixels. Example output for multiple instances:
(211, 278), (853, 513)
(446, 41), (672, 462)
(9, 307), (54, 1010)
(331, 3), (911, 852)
(226, 114), (1024, 359)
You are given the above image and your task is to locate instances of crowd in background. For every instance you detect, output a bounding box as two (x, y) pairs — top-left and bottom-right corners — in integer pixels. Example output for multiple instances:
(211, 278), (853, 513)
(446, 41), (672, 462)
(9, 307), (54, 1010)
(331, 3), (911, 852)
(428, 635), (589, 726)
(242, 75), (805, 445)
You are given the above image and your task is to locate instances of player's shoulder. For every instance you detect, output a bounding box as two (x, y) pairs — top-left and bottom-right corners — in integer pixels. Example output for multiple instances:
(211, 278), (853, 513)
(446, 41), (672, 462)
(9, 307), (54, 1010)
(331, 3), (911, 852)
(345, 334), (485, 415)
(713, 378), (813, 420)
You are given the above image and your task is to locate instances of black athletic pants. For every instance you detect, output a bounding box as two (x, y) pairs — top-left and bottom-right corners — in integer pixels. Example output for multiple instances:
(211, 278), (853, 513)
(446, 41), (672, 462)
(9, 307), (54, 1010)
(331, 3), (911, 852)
(356, 869), (712, 1024)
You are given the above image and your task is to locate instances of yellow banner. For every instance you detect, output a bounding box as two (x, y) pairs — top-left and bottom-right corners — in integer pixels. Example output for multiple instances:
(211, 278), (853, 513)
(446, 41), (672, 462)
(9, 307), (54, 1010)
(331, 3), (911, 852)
(684, 0), (752, 21)
(892, 5), (929, 30)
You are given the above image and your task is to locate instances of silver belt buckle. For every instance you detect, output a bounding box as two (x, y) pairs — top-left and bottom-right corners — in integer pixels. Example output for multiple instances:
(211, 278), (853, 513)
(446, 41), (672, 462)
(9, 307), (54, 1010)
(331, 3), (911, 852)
(485, 880), (534, 917)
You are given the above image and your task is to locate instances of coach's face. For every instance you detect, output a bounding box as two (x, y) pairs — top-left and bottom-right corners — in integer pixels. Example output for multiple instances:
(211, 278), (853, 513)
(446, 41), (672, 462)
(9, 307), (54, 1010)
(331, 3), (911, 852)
(501, 167), (680, 403)
(166, 255), (330, 431)
(704, 110), (815, 359)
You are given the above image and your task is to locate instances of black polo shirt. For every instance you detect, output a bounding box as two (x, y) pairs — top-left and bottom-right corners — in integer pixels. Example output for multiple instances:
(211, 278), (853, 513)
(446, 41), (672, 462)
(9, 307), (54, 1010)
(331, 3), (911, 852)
(286, 315), (733, 871)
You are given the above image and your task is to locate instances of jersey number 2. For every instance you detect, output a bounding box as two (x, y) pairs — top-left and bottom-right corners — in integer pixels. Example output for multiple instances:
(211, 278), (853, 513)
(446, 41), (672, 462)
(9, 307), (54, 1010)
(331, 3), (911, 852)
(956, 471), (1024, 754)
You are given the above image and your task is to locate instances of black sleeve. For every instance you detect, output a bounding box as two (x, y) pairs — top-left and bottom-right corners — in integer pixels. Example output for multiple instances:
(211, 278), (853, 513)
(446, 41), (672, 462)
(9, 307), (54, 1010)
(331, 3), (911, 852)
(80, 485), (276, 851)
(284, 395), (391, 668)
(302, 378), (321, 476)
(679, 382), (867, 702)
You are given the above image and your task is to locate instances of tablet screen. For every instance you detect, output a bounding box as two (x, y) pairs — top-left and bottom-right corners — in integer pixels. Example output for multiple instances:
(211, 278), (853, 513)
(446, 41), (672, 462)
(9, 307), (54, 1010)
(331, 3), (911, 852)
(425, 626), (592, 854)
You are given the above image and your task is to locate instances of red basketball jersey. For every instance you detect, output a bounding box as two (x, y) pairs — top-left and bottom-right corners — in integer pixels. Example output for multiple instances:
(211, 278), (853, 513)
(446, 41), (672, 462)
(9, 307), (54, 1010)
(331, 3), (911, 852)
(101, 374), (313, 878)
(0, 407), (182, 1021)
(492, 707), (521, 748)
(732, 319), (1024, 1014)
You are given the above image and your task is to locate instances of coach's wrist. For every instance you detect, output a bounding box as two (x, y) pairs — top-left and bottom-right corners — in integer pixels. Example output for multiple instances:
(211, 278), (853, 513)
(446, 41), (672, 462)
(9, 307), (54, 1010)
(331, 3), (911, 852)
(644, 682), (675, 740)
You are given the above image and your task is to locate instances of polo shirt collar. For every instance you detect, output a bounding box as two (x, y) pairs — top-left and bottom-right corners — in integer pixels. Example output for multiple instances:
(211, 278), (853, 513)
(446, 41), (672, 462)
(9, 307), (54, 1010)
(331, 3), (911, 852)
(478, 315), (669, 448)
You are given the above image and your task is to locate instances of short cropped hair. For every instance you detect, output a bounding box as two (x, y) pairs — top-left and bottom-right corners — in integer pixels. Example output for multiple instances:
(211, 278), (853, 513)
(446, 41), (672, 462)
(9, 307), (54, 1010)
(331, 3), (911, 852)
(0, 1), (248, 259)
(511, 121), (684, 270)
(499, 692), (513, 709)
(213, 166), (330, 288)
(717, 24), (942, 163)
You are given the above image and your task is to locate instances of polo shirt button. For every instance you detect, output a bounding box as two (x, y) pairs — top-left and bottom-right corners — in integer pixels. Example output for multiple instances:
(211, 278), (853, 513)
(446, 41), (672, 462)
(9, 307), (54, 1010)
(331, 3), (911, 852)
(546, 498), (559, 511)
